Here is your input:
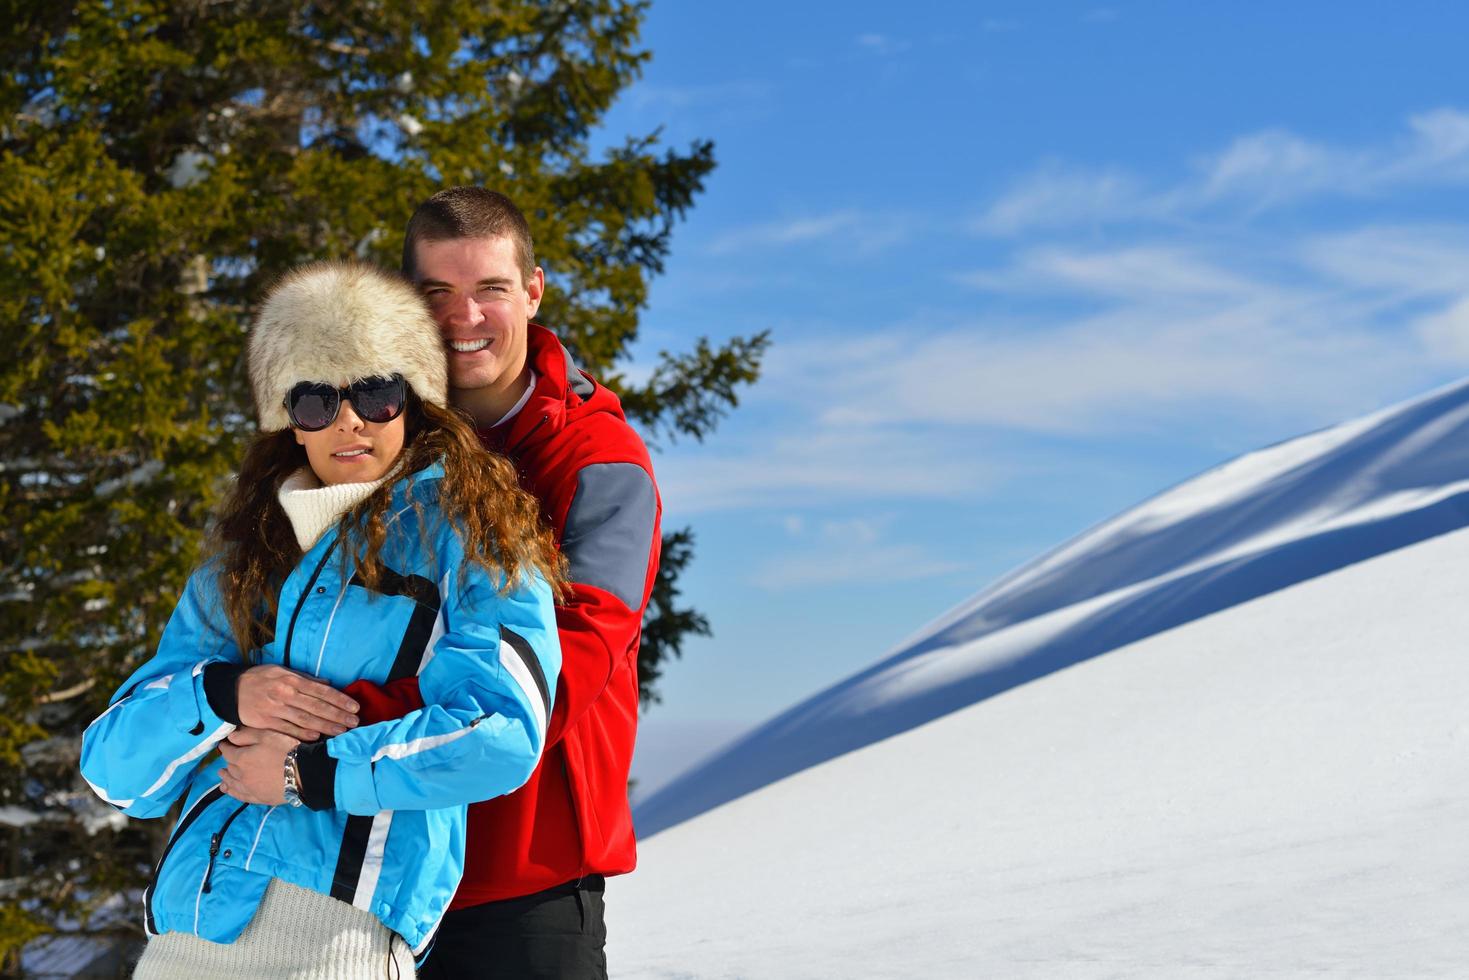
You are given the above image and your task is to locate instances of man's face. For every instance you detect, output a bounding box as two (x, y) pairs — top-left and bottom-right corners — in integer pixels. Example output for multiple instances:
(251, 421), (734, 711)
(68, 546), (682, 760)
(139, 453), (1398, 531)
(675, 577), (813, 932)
(412, 235), (544, 395)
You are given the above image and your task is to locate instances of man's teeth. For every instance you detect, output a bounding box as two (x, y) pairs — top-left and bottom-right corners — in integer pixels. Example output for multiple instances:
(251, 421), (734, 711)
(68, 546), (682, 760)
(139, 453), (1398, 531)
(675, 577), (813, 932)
(333, 449), (369, 458)
(449, 338), (490, 353)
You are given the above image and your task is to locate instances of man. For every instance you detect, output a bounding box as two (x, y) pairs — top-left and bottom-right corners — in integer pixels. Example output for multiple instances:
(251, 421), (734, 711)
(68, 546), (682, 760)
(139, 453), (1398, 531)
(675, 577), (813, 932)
(404, 186), (661, 979)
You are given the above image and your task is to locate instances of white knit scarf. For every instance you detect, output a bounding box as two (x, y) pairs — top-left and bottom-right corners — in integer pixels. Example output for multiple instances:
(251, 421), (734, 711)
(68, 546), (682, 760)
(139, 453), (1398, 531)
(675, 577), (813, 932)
(276, 467), (389, 551)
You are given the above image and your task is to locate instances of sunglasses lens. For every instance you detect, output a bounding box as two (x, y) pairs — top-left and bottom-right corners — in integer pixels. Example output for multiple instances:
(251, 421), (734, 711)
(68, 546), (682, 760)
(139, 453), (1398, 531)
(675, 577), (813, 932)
(287, 383), (338, 431)
(352, 376), (405, 424)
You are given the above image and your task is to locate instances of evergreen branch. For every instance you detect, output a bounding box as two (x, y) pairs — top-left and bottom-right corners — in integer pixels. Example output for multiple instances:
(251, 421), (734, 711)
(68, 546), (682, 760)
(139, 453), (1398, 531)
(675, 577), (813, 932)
(618, 331), (771, 447)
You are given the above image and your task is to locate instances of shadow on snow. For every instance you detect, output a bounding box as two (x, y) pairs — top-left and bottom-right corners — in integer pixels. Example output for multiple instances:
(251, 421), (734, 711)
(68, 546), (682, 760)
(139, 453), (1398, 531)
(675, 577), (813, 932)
(635, 378), (1469, 838)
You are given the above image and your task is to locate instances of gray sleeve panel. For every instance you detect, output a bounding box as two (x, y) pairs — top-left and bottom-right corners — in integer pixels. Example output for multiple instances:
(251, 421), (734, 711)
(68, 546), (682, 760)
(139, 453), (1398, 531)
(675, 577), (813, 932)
(562, 462), (658, 609)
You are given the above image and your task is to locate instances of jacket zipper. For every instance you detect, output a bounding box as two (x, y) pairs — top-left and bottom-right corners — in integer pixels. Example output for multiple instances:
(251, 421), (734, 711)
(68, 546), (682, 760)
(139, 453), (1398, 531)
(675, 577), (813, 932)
(148, 537), (337, 928)
(144, 786), (225, 934)
(507, 414), (550, 457)
(282, 538), (338, 669)
(201, 802), (250, 894)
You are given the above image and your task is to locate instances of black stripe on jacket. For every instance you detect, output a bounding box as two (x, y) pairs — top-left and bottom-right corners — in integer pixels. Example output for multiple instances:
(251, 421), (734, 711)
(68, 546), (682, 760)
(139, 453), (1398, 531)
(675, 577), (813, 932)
(331, 564), (441, 903)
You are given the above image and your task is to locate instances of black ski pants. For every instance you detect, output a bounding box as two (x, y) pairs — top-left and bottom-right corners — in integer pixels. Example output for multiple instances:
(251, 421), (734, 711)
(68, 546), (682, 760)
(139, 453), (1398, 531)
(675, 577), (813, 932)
(417, 875), (607, 980)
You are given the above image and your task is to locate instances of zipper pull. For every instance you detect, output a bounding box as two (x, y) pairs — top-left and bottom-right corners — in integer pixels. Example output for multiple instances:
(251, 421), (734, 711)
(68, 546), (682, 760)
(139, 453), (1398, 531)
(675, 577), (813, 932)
(202, 833), (222, 894)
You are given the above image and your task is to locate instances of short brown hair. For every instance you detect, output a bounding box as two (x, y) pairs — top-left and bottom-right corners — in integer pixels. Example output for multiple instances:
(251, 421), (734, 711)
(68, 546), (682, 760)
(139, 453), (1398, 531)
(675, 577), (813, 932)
(401, 186), (537, 283)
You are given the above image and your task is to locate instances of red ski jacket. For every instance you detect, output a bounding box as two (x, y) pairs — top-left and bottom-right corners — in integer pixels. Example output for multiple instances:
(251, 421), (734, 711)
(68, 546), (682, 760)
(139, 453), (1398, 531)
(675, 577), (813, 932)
(364, 324), (661, 906)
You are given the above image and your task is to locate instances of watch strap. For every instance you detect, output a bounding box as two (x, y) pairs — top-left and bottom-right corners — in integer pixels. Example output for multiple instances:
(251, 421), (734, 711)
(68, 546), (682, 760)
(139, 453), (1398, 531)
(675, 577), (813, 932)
(282, 747), (304, 807)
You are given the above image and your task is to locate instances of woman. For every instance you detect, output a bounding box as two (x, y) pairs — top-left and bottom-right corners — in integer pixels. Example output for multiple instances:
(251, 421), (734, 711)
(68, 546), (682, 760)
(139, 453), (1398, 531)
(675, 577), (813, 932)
(80, 262), (565, 978)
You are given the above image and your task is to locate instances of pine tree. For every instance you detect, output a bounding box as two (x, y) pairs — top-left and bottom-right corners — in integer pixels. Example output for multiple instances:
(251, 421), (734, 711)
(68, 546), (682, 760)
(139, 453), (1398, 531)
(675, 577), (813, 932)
(0, 1), (765, 970)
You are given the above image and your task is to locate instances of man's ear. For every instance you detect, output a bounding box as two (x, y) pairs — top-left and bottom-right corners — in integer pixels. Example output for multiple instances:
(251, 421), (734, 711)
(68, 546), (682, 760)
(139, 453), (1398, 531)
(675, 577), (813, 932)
(526, 266), (545, 318)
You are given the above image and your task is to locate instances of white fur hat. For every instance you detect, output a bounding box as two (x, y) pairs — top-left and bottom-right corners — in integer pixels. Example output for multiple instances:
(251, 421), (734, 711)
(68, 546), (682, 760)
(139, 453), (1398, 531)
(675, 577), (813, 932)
(248, 261), (448, 432)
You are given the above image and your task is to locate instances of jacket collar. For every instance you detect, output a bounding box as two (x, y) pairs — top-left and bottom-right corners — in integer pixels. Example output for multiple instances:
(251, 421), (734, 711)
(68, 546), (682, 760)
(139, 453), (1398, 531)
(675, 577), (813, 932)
(482, 324), (597, 454)
(294, 459), (445, 561)
(385, 459), (445, 508)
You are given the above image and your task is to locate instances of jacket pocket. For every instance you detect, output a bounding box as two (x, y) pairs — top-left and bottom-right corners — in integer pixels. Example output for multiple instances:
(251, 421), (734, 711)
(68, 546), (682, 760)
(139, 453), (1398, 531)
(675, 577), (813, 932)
(143, 785), (225, 935)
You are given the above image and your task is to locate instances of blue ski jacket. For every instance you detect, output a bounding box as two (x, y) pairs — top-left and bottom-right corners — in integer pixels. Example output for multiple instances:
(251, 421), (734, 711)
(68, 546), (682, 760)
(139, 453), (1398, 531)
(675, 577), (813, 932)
(79, 462), (560, 960)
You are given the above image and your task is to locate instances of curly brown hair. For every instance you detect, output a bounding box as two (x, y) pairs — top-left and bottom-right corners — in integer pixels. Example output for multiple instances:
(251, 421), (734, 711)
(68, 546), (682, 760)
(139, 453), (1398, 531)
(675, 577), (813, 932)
(207, 391), (566, 658)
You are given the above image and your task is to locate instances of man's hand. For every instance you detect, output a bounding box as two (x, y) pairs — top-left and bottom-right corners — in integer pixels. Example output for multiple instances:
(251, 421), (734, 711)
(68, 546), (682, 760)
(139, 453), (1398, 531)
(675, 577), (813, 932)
(219, 727), (298, 805)
(237, 664), (359, 740)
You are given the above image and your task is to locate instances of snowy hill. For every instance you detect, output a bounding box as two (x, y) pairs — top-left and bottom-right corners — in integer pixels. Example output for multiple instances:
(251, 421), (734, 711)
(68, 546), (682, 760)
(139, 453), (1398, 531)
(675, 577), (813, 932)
(634, 379), (1469, 838)
(610, 525), (1469, 976)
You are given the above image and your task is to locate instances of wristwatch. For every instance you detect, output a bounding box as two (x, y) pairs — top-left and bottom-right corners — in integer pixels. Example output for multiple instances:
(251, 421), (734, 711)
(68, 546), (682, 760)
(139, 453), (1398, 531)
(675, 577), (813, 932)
(283, 747), (304, 808)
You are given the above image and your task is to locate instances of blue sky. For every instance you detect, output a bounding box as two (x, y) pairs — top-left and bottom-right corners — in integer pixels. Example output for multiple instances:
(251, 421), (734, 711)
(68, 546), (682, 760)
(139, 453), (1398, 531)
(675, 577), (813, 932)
(585, 2), (1469, 787)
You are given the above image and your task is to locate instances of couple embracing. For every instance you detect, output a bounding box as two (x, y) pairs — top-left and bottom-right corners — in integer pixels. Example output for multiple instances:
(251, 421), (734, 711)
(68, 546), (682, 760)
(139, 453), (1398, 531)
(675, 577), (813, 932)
(80, 188), (659, 979)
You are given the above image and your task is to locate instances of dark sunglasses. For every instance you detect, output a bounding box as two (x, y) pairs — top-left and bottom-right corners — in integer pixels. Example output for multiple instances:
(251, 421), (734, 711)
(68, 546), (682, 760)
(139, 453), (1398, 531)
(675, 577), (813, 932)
(284, 374), (407, 431)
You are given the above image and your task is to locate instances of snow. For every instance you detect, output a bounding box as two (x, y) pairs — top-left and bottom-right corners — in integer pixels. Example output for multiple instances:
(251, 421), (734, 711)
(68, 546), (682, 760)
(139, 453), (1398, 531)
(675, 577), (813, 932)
(0, 805), (41, 828)
(612, 525), (1469, 977)
(635, 377), (1469, 837)
(166, 150), (211, 189)
(21, 935), (117, 979)
(95, 458), (163, 497)
(22, 894), (140, 978)
(616, 377), (1469, 976)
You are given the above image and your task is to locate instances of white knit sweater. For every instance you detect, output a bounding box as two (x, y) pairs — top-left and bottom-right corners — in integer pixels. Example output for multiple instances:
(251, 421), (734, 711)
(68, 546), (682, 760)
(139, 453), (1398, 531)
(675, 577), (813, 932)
(133, 878), (414, 979)
(276, 467), (389, 551)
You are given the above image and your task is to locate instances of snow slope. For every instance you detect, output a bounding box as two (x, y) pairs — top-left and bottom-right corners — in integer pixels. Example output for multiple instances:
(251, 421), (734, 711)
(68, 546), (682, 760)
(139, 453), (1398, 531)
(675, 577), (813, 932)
(634, 378), (1469, 838)
(611, 524), (1469, 977)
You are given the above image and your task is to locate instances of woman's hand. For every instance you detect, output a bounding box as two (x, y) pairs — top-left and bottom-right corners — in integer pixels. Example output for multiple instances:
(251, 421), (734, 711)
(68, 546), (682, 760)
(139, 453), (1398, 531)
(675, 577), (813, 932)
(237, 664), (359, 741)
(219, 727), (299, 805)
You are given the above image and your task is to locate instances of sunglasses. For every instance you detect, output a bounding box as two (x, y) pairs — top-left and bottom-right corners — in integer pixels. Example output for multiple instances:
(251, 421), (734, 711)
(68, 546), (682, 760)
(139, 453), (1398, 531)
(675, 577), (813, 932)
(284, 375), (407, 431)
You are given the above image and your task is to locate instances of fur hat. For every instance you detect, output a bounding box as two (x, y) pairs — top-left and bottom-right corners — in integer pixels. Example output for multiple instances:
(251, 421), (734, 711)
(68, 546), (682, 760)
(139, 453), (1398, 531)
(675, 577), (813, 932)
(248, 261), (448, 432)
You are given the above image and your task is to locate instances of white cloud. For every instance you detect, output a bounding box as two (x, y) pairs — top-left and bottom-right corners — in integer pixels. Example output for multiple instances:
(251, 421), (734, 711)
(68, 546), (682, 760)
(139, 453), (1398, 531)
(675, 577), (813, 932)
(1298, 225), (1469, 298)
(756, 541), (967, 590)
(662, 221), (1469, 515)
(657, 113), (1469, 520)
(754, 515), (967, 589)
(957, 245), (1264, 300)
(975, 109), (1469, 235)
(629, 80), (773, 111)
(1197, 129), (1339, 205)
(815, 517), (883, 547)
(795, 321), (1405, 436)
(972, 166), (1155, 235)
(707, 211), (858, 253)
(956, 110), (1469, 432)
(856, 33), (912, 56)
(655, 423), (1018, 516)
(1415, 296), (1469, 364)
(840, 229), (1457, 434)
(945, 238), (1461, 427)
(704, 210), (912, 257)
